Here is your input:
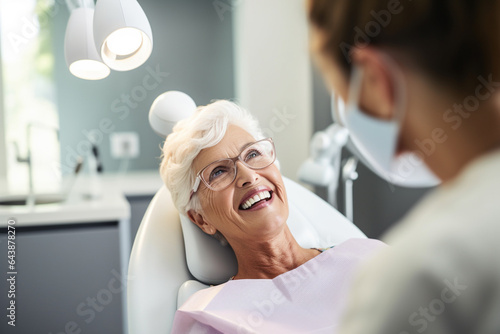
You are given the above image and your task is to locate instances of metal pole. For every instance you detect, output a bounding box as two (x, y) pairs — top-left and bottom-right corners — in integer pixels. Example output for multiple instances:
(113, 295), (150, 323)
(342, 156), (358, 222)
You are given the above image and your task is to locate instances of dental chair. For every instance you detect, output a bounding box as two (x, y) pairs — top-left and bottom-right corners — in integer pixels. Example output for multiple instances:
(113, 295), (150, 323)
(127, 176), (366, 333)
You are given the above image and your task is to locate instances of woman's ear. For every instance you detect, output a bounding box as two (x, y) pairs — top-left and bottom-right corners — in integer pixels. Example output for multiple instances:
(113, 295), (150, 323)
(351, 47), (396, 120)
(187, 210), (217, 235)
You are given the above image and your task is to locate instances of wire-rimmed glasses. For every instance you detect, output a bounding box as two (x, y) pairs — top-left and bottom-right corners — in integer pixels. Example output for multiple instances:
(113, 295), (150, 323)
(190, 138), (276, 198)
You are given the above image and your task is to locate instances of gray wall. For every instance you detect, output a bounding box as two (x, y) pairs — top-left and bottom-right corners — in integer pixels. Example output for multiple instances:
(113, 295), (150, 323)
(52, 0), (234, 174)
(311, 65), (433, 239)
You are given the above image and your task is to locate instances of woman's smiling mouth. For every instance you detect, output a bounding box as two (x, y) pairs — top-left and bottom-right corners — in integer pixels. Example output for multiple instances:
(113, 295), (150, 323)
(239, 189), (274, 210)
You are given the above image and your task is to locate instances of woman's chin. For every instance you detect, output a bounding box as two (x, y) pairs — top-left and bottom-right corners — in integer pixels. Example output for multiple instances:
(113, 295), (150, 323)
(240, 207), (288, 233)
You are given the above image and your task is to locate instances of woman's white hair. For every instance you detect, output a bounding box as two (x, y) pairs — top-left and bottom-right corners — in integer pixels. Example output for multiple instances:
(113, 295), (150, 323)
(160, 100), (265, 216)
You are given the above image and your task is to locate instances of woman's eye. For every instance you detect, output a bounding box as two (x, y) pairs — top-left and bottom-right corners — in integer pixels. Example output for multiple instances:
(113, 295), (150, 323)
(209, 167), (227, 181)
(245, 149), (262, 161)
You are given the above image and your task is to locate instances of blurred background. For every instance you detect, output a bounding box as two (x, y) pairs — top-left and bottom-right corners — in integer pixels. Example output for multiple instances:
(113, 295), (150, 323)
(0, 0), (430, 238)
(0, 1), (431, 333)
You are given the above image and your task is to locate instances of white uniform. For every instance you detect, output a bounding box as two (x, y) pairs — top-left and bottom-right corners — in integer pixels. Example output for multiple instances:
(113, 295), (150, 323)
(338, 149), (500, 334)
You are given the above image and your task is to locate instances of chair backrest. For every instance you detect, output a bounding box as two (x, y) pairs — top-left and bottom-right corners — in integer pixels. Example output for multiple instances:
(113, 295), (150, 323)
(127, 176), (365, 334)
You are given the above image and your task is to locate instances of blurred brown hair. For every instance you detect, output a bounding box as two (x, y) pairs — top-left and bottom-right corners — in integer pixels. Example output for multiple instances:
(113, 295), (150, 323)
(307, 0), (500, 95)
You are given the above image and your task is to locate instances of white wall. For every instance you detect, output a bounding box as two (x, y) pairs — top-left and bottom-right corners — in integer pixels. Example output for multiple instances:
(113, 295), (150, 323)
(233, 0), (312, 181)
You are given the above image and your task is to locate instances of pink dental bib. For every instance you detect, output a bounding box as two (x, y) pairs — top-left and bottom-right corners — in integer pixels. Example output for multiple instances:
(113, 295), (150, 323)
(172, 238), (385, 334)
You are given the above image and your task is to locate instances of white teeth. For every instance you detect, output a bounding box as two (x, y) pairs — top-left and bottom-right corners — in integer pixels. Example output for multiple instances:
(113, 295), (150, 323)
(241, 190), (272, 210)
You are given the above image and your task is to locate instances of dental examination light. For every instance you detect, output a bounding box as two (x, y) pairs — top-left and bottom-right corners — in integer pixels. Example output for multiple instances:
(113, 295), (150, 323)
(64, 2), (110, 80)
(149, 91), (197, 138)
(93, 0), (153, 71)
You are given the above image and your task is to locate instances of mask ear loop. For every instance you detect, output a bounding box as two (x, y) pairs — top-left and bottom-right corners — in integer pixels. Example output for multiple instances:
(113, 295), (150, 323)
(377, 53), (408, 128)
(346, 66), (364, 119)
(344, 57), (405, 186)
(345, 54), (407, 127)
(330, 93), (347, 126)
(331, 66), (363, 127)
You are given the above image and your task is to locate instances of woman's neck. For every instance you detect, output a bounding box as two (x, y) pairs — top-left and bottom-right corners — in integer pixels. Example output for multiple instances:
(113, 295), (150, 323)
(230, 226), (320, 280)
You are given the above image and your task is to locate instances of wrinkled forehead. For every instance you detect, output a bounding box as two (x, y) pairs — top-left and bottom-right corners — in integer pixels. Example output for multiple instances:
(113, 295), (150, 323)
(192, 125), (256, 173)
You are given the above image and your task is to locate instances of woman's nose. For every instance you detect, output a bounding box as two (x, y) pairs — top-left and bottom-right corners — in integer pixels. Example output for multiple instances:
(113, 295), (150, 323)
(235, 162), (259, 188)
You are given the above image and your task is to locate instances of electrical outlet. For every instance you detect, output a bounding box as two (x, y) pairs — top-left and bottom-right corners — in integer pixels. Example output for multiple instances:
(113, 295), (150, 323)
(110, 132), (140, 159)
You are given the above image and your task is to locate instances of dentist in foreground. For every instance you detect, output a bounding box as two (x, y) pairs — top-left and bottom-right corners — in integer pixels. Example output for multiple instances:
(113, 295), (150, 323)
(307, 0), (500, 333)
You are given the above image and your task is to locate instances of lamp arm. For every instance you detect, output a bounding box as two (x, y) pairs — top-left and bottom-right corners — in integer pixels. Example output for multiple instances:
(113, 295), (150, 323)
(298, 123), (349, 208)
(341, 156), (359, 222)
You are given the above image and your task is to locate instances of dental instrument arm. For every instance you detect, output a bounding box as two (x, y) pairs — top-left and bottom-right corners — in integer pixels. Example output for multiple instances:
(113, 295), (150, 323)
(341, 156), (358, 222)
(298, 123), (349, 208)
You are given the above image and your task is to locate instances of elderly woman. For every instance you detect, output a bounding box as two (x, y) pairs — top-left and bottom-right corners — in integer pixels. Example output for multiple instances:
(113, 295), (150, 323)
(161, 100), (383, 333)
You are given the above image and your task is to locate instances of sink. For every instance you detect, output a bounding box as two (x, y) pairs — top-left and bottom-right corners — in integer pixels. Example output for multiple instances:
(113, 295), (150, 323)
(0, 194), (66, 206)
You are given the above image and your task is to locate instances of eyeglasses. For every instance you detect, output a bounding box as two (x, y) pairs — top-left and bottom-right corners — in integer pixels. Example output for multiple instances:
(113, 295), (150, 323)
(190, 138), (276, 198)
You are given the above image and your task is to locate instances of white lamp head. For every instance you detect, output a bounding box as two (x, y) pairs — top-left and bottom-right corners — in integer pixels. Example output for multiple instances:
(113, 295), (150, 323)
(93, 0), (153, 71)
(64, 7), (110, 80)
(149, 91), (197, 138)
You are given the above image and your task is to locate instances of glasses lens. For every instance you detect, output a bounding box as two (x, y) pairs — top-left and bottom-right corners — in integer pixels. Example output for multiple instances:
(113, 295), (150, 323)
(241, 140), (275, 169)
(202, 159), (235, 190)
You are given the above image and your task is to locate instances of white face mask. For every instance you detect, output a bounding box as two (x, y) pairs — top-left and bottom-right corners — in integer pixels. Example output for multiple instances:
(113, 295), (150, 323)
(333, 65), (440, 188)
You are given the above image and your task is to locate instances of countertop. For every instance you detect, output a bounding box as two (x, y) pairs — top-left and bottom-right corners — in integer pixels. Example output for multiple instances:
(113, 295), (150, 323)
(0, 170), (163, 227)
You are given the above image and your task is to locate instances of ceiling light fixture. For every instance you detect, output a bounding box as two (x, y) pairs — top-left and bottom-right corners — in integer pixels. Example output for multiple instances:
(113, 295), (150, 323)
(93, 0), (153, 71)
(64, 6), (110, 80)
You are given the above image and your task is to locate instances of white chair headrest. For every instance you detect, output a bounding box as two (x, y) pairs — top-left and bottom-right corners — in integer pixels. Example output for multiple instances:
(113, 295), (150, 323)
(180, 177), (365, 285)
